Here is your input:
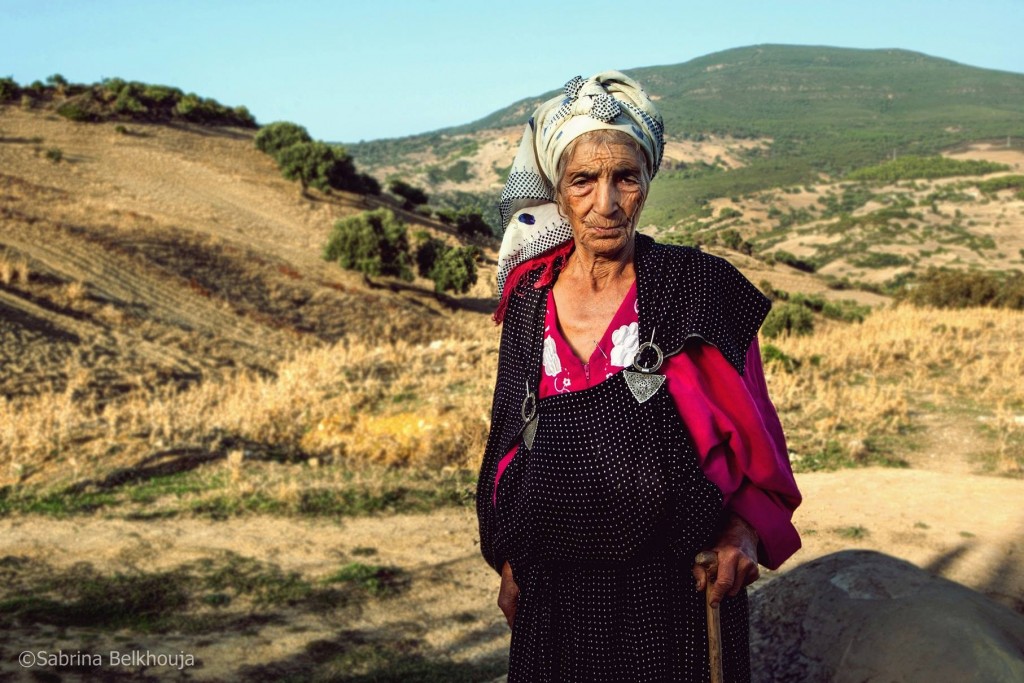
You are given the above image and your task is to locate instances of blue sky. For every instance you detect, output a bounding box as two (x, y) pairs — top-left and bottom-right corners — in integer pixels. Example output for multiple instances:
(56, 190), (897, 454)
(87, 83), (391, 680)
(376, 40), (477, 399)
(4, 0), (1022, 142)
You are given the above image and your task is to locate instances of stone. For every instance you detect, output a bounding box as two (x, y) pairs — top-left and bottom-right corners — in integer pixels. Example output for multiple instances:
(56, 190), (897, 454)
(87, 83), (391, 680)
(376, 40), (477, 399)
(750, 550), (1024, 682)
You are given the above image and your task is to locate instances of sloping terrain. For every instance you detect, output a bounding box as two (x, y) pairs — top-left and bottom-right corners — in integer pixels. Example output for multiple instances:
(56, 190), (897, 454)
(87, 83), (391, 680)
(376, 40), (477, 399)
(0, 107), (482, 403)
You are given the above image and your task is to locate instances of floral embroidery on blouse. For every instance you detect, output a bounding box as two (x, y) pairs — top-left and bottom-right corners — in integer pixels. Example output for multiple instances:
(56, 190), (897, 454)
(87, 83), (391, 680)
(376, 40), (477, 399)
(542, 330), (562, 377)
(610, 322), (639, 367)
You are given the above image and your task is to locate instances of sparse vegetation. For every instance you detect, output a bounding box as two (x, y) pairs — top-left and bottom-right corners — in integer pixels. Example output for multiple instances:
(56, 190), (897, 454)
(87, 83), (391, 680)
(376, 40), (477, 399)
(44, 147), (63, 163)
(27, 76), (259, 127)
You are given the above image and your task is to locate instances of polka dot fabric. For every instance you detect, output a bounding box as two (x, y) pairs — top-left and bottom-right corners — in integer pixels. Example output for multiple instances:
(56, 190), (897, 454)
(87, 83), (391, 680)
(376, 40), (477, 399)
(476, 235), (770, 682)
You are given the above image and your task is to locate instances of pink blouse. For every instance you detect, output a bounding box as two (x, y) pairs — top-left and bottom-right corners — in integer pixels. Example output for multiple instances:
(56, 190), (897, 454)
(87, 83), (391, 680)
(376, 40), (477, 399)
(493, 282), (802, 570)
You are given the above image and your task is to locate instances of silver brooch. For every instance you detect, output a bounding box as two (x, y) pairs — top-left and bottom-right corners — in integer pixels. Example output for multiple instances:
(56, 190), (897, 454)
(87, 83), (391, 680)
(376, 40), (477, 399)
(521, 382), (539, 449)
(623, 329), (666, 404)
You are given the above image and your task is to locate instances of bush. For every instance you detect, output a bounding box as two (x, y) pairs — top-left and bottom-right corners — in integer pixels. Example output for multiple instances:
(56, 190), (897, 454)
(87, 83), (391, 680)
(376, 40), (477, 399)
(453, 210), (493, 238)
(56, 100), (97, 122)
(413, 233), (447, 278)
(773, 250), (817, 273)
(429, 246), (478, 294)
(323, 209), (413, 281)
(113, 85), (147, 115)
(45, 147), (63, 163)
(254, 121), (313, 158)
(848, 252), (911, 269)
(389, 180), (428, 210)
(897, 268), (1024, 309)
(0, 77), (21, 101)
(276, 142), (354, 193)
(761, 303), (815, 338)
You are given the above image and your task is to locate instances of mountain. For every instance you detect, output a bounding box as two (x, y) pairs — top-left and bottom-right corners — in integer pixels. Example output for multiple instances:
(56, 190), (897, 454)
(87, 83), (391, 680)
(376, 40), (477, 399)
(349, 44), (1024, 227)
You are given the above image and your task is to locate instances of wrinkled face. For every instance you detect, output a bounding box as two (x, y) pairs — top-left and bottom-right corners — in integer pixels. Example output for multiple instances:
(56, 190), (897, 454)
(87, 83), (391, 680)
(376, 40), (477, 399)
(557, 134), (648, 260)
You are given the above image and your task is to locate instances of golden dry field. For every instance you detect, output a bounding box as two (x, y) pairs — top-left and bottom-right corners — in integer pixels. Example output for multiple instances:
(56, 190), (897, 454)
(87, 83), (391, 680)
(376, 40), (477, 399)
(1, 103), (1022, 680)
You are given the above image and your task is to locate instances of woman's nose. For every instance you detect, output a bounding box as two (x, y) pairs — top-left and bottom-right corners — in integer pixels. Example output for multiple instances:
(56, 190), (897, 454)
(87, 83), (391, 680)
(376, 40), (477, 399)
(593, 177), (619, 215)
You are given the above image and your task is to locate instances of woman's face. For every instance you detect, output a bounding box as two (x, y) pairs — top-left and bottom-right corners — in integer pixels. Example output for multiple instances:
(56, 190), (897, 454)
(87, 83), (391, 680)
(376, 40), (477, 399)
(558, 135), (647, 260)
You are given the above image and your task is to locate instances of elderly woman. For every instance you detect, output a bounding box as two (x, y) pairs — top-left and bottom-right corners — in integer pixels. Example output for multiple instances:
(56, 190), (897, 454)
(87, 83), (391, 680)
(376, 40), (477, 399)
(476, 72), (801, 682)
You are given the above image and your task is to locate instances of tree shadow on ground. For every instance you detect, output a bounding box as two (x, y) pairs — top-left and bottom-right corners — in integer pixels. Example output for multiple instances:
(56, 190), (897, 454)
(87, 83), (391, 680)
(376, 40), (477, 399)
(923, 523), (1024, 614)
(238, 630), (507, 683)
(0, 552), (507, 682)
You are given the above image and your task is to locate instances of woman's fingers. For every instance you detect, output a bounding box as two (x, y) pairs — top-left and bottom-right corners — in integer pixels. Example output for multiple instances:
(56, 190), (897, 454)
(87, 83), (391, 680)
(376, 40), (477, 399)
(704, 546), (760, 606)
(691, 562), (708, 592)
(498, 561), (520, 628)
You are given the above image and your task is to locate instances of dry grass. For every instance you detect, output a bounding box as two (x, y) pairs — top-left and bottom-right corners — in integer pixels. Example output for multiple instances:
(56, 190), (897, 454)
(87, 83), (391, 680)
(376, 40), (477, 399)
(2, 305), (1021, 505)
(767, 305), (1024, 472)
(0, 315), (498, 490)
(0, 251), (30, 285)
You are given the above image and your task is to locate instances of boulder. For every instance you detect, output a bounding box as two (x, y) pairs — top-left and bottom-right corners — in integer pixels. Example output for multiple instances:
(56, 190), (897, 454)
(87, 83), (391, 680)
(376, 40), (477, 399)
(750, 550), (1024, 682)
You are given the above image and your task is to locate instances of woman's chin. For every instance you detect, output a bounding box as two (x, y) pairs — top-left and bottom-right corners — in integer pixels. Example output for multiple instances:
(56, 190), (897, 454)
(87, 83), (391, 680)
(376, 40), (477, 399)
(578, 227), (634, 257)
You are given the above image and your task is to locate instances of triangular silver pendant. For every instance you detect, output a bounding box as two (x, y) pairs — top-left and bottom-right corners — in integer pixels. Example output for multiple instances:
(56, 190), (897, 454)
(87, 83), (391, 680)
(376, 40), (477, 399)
(522, 417), (539, 449)
(623, 371), (665, 404)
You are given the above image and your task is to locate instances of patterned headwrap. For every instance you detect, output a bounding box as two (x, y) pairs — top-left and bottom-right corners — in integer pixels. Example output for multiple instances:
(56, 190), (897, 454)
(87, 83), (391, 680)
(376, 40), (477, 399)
(496, 70), (665, 295)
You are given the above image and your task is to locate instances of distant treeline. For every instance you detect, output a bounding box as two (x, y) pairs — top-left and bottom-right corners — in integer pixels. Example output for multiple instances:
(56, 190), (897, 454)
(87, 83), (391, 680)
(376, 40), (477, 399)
(0, 74), (255, 128)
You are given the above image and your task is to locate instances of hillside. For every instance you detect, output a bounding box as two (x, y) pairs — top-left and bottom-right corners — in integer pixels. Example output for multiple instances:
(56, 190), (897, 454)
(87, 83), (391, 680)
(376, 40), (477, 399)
(0, 103), (501, 481)
(349, 44), (1024, 231)
(1, 74), (1023, 681)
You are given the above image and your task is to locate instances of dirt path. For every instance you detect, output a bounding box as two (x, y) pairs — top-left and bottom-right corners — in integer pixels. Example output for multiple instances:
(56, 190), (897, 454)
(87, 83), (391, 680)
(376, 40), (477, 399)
(0, 468), (1020, 680)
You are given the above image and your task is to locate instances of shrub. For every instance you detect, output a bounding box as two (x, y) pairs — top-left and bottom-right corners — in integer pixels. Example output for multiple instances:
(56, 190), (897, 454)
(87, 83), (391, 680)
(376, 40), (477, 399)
(761, 303), (815, 338)
(254, 121), (313, 158)
(323, 209), (413, 281)
(413, 233), (447, 278)
(0, 77), (20, 101)
(276, 141), (353, 193)
(56, 100), (97, 122)
(773, 250), (817, 273)
(389, 180), (428, 210)
(453, 210), (493, 238)
(429, 246), (478, 294)
(897, 268), (1024, 310)
(113, 85), (146, 115)
(45, 148), (63, 163)
(761, 343), (800, 372)
(848, 252), (911, 269)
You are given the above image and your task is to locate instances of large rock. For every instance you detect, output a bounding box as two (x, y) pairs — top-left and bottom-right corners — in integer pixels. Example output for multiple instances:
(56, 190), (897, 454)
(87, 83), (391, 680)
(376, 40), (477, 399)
(750, 550), (1024, 682)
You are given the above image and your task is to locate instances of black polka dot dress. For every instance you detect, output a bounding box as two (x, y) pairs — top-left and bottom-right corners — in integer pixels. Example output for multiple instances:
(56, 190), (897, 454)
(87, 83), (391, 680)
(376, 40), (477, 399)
(477, 235), (770, 682)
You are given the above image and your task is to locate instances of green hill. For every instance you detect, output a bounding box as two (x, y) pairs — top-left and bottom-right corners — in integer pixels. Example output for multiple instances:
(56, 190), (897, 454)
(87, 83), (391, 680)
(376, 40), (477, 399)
(349, 45), (1024, 227)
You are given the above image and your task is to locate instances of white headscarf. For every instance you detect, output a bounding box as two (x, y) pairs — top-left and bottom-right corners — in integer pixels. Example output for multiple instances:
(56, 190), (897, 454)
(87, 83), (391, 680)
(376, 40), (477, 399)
(496, 71), (665, 295)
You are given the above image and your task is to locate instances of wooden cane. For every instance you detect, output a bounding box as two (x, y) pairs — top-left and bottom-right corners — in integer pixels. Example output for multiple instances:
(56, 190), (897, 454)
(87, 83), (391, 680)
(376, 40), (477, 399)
(695, 550), (724, 683)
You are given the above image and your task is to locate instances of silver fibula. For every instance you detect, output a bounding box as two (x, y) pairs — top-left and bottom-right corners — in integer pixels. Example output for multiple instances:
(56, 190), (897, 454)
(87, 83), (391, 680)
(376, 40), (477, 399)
(624, 337), (666, 404)
(521, 386), (539, 449)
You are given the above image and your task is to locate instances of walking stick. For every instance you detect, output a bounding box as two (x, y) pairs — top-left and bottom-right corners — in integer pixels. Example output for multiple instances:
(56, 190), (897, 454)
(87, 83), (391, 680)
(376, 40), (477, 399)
(695, 550), (724, 683)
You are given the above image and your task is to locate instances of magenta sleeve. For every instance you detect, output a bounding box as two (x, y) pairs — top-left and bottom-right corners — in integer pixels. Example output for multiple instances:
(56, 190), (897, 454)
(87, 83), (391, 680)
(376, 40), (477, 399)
(663, 338), (802, 568)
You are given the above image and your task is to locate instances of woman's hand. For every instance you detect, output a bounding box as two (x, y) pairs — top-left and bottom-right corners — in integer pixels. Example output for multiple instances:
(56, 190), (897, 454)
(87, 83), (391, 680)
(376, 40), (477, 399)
(692, 514), (760, 607)
(498, 560), (520, 628)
